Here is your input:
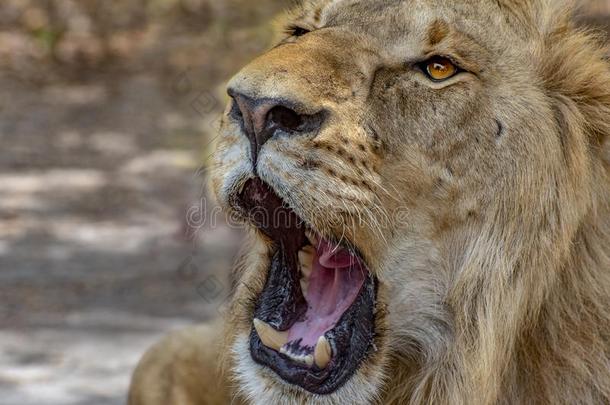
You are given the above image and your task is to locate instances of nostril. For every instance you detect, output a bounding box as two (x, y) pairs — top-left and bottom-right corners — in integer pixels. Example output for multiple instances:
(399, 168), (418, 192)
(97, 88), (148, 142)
(267, 106), (304, 132)
(230, 99), (243, 120)
(226, 89), (327, 168)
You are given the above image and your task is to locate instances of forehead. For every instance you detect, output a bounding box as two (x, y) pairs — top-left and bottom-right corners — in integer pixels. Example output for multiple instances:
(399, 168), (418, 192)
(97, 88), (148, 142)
(310, 0), (496, 23)
(299, 0), (520, 51)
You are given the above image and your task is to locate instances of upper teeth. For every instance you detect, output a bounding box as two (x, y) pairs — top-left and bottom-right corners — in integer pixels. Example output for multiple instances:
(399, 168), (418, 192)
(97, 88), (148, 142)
(305, 230), (318, 246)
(300, 279), (309, 297)
(298, 245), (314, 296)
(298, 246), (314, 277)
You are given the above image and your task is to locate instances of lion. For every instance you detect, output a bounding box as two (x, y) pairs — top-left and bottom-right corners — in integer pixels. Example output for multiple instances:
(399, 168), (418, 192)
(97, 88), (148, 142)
(128, 0), (610, 404)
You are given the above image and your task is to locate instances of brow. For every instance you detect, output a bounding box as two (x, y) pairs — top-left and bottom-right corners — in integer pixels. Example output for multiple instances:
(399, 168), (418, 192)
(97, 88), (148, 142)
(423, 20), (488, 74)
(427, 19), (450, 47)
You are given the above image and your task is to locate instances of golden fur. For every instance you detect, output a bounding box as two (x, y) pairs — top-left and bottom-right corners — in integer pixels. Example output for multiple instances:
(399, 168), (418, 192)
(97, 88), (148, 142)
(130, 1), (610, 404)
(128, 322), (235, 405)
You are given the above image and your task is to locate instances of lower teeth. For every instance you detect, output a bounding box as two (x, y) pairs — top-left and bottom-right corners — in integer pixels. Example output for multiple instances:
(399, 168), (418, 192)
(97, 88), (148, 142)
(279, 347), (314, 367)
(314, 336), (332, 369)
(253, 318), (333, 370)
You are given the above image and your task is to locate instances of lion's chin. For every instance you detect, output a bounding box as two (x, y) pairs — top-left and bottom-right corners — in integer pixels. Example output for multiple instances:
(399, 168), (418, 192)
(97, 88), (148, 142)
(233, 178), (378, 395)
(232, 333), (386, 405)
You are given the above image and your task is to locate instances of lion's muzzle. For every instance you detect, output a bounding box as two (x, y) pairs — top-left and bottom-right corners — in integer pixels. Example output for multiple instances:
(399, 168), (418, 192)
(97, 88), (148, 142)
(217, 28), (383, 396)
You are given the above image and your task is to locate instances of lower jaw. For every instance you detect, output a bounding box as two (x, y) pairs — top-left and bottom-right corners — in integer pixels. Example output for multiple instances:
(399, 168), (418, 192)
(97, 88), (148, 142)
(249, 247), (378, 395)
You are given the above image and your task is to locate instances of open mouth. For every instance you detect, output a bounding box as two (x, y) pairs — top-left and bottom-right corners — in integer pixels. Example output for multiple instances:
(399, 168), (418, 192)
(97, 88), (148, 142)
(235, 178), (377, 395)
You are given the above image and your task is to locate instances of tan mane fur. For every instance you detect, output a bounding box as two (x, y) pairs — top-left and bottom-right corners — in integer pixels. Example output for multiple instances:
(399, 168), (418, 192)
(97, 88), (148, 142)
(387, 5), (610, 403)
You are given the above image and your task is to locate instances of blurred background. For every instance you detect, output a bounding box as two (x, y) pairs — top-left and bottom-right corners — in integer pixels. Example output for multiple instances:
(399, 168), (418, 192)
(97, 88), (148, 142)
(0, 1), (607, 404)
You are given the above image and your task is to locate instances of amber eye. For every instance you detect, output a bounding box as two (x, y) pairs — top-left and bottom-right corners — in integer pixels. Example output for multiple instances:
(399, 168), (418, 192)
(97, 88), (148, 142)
(422, 56), (458, 81)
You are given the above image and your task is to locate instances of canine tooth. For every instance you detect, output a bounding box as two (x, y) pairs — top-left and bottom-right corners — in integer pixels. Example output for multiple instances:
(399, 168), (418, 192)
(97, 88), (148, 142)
(253, 319), (289, 352)
(305, 230), (318, 246)
(300, 279), (309, 296)
(314, 336), (332, 369)
(299, 245), (315, 258)
(300, 263), (312, 279)
(301, 244), (315, 254)
(298, 248), (314, 277)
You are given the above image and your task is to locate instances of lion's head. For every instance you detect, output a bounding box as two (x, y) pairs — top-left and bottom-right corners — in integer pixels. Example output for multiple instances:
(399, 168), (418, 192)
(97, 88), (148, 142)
(210, 0), (610, 403)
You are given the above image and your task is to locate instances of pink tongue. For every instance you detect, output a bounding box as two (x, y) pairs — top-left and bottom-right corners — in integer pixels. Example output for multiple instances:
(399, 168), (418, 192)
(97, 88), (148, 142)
(287, 240), (365, 349)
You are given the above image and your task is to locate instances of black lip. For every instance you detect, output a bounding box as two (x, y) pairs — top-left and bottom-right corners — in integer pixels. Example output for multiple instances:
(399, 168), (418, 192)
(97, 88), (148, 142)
(255, 244), (307, 331)
(237, 178), (378, 394)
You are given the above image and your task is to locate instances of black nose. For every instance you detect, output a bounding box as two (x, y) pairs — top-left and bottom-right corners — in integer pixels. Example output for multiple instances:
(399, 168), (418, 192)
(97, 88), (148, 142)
(227, 89), (325, 166)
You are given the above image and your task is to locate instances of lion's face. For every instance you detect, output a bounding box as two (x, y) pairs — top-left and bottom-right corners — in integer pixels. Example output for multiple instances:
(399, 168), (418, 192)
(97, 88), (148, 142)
(210, 0), (598, 403)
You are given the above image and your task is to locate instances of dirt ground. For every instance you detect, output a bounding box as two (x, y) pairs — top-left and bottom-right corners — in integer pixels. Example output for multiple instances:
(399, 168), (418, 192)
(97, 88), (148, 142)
(0, 1), (283, 404)
(0, 1), (607, 405)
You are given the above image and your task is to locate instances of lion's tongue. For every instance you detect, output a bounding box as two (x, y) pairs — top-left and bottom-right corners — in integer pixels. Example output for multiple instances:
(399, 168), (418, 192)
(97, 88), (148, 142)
(287, 240), (365, 348)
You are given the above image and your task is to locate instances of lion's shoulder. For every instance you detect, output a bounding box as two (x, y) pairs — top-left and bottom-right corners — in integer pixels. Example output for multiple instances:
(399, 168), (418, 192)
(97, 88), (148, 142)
(128, 322), (235, 405)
